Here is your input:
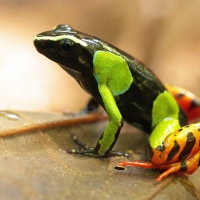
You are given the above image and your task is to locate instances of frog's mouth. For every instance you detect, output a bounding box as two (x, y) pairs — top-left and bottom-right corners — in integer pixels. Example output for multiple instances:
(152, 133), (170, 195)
(34, 37), (57, 60)
(34, 38), (80, 75)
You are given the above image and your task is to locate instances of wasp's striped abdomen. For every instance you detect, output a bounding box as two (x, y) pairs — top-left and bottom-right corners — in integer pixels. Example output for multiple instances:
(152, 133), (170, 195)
(118, 123), (200, 181)
(166, 84), (200, 121)
(150, 123), (200, 165)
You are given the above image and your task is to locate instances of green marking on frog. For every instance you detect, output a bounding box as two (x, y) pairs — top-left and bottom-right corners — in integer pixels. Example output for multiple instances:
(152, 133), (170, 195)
(93, 51), (134, 96)
(92, 51), (133, 155)
(35, 35), (88, 47)
(149, 91), (181, 148)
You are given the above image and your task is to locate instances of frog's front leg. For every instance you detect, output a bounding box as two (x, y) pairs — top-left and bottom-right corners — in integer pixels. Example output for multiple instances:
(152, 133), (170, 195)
(68, 51), (133, 157)
(68, 84), (124, 157)
(93, 84), (124, 156)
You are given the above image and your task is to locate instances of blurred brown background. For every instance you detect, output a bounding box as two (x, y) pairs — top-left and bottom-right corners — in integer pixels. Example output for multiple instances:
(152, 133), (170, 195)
(1, 0), (200, 113)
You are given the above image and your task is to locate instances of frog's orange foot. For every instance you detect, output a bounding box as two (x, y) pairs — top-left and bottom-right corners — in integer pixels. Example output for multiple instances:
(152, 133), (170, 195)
(118, 149), (200, 182)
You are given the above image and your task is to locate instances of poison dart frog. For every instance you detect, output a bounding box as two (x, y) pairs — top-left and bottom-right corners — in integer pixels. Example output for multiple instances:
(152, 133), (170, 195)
(34, 25), (200, 182)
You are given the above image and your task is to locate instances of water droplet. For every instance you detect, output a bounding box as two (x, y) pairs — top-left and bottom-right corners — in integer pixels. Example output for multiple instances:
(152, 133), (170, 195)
(0, 111), (21, 121)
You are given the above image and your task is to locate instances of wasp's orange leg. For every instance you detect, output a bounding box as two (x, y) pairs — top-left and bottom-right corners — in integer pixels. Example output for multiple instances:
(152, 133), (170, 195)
(118, 149), (200, 182)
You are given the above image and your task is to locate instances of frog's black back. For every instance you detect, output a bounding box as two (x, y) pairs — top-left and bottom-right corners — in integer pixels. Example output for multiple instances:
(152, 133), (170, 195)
(116, 56), (166, 132)
(90, 40), (187, 132)
(71, 30), (187, 132)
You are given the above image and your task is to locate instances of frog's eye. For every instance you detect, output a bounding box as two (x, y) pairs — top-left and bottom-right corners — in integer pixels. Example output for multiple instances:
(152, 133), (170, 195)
(58, 39), (75, 55)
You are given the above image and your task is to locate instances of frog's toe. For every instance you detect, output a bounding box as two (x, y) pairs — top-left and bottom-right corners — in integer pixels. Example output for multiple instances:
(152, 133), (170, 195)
(67, 147), (103, 157)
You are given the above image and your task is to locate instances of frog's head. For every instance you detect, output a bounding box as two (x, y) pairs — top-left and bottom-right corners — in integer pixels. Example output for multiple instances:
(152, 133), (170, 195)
(34, 25), (101, 77)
